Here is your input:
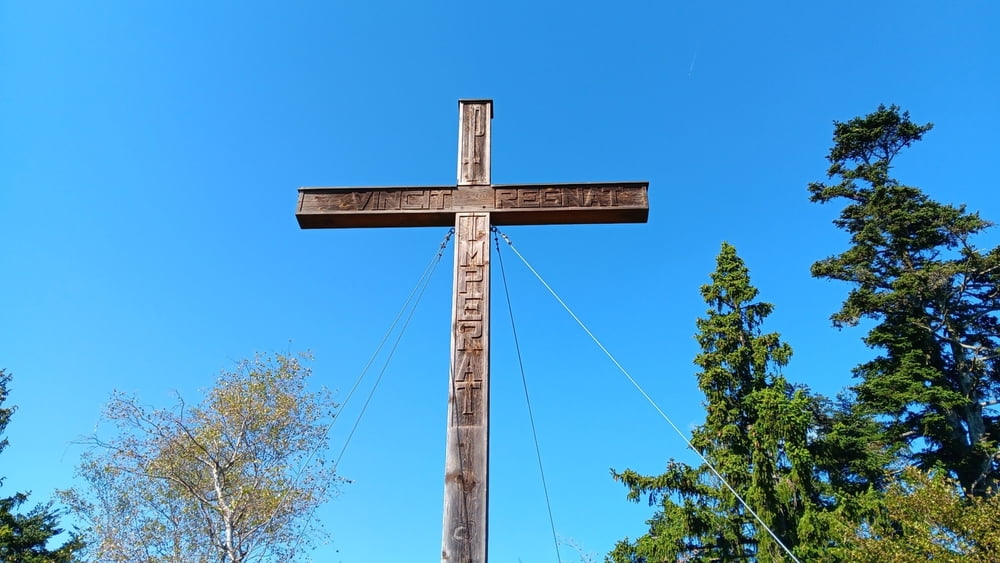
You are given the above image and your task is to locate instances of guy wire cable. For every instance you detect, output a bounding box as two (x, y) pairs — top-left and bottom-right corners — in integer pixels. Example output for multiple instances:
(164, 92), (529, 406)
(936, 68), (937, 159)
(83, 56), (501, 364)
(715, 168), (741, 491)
(493, 227), (801, 563)
(283, 229), (453, 557)
(492, 226), (563, 563)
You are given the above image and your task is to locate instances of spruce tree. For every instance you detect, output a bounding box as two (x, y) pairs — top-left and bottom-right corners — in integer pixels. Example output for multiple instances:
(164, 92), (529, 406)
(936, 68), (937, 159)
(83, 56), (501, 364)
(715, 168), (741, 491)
(809, 105), (1000, 496)
(0, 369), (84, 562)
(610, 243), (826, 562)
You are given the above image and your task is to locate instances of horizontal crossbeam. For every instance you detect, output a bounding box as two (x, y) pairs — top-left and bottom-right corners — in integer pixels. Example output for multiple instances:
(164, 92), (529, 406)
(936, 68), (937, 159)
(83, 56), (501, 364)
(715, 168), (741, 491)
(296, 181), (649, 228)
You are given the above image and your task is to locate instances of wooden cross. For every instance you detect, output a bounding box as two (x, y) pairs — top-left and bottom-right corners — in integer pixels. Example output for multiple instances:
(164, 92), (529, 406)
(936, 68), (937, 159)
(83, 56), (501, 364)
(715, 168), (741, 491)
(297, 100), (648, 563)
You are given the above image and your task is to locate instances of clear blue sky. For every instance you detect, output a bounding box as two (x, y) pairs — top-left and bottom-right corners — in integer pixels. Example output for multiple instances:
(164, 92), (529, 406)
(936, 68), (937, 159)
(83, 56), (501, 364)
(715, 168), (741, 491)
(2, 1), (998, 561)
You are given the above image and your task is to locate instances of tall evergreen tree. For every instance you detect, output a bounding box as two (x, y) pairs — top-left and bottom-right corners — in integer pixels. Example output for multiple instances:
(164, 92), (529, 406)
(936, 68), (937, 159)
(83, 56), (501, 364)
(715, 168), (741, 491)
(609, 244), (828, 562)
(0, 369), (84, 562)
(809, 105), (1000, 496)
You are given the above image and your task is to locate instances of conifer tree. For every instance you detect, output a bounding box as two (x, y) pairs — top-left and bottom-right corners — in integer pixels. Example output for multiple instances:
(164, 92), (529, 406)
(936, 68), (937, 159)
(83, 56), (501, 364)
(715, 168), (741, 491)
(609, 244), (827, 562)
(809, 105), (1000, 496)
(0, 369), (84, 562)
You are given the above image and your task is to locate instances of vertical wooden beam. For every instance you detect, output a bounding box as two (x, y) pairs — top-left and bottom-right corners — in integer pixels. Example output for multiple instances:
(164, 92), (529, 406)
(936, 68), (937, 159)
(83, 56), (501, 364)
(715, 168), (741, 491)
(443, 99), (492, 562)
(295, 98), (648, 561)
(457, 100), (492, 186)
(442, 212), (490, 562)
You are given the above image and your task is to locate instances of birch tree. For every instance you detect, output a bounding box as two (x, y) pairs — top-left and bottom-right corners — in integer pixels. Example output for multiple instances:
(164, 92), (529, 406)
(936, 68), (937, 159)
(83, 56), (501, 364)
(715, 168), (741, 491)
(60, 353), (344, 562)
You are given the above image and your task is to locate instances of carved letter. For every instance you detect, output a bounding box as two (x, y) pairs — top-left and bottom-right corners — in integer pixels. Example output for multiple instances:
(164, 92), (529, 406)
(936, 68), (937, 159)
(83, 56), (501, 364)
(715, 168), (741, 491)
(456, 320), (483, 350)
(455, 355), (482, 417)
(459, 297), (482, 320)
(563, 187), (582, 207)
(378, 190), (401, 210)
(352, 191), (374, 210)
(517, 188), (540, 208)
(429, 190), (453, 209)
(401, 190), (428, 209)
(494, 188), (517, 208)
(541, 188), (562, 207)
(459, 267), (484, 297)
(460, 241), (487, 267)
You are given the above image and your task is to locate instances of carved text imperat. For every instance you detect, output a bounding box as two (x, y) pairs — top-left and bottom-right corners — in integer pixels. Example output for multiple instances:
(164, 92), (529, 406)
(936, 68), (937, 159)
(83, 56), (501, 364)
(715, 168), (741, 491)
(452, 213), (488, 426)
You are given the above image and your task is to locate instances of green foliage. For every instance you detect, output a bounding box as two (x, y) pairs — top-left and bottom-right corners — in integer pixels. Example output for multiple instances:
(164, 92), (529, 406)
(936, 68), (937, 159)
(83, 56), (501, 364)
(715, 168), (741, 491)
(60, 353), (345, 563)
(840, 467), (1000, 561)
(609, 244), (831, 562)
(810, 104), (1000, 496)
(0, 495), (84, 563)
(808, 393), (896, 501)
(0, 369), (84, 562)
(609, 106), (1000, 560)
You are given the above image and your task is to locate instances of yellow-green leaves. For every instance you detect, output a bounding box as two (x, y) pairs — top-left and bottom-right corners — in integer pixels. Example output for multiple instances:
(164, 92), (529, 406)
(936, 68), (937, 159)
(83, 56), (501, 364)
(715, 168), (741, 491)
(59, 353), (343, 563)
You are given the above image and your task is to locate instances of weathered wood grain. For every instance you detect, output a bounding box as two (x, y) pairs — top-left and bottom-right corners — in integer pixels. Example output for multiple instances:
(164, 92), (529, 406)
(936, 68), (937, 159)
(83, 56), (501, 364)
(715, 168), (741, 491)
(458, 100), (492, 186)
(296, 182), (649, 228)
(441, 212), (490, 563)
(296, 99), (649, 563)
